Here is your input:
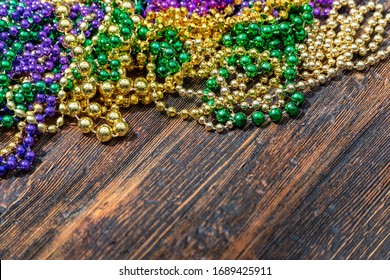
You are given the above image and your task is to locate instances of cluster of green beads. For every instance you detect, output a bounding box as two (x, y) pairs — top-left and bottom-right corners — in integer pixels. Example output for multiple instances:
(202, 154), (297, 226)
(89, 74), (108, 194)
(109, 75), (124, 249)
(201, 3), (314, 129)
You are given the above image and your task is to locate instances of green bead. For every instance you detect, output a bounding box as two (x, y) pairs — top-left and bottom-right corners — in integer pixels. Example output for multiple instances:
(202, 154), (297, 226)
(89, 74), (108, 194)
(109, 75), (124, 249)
(98, 70), (109, 81)
(19, 30), (29, 42)
(172, 41), (183, 52)
(295, 28), (307, 42)
(14, 92), (24, 103)
(246, 64), (258, 78)
(239, 55), (252, 67)
(303, 4), (314, 13)
(157, 66), (169, 78)
(123, 18), (134, 29)
(50, 83), (60, 94)
(291, 92), (305, 105)
(178, 52), (190, 64)
(35, 81), (46, 91)
(292, 17), (304, 27)
(1, 115), (14, 128)
(219, 68), (229, 79)
(21, 82), (32, 93)
(222, 34), (234, 47)
(283, 35), (295, 46)
(64, 79), (75, 91)
(269, 108), (282, 122)
(302, 12), (314, 24)
(284, 45), (296, 55)
(110, 59), (121, 70)
(268, 39), (281, 50)
(251, 111), (265, 126)
(227, 55), (236, 66)
(286, 55), (299, 66)
(110, 70), (120, 81)
(165, 29), (177, 40)
(261, 25), (273, 38)
(73, 68), (82, 79)
(0, 20), (6, 31)
(279, 22), (291, 34)
(150, 42), (161, 54)
(110, 36), (122, 48)
(97, 54), (108, 65)
(0, 74), (9, 86)
(167, 60), (180, 73)
(216, 109), (230, 124)
(137, 26), (149, 40)
(285, 102), (299, 116)
(284, 67), (297, 80)
(233, 112), (247, 128)
(206, 77), (219, 91)
(0, 60), (12, 72)
(236, 33), (248, 46)
(253, 36), (265, 49)
(162, 47), (175, 59)
(120, 27), (132, 37)
(248, 23), (260, 36)
(260, 62), (272, 75)
(270, 49), (282, 59)
(5, 51), (16, 61)
(271, 24), (280, 36)
(13, 42), (24, 54)
(233, 23), (245, 35)
(16, 104), (26, 111)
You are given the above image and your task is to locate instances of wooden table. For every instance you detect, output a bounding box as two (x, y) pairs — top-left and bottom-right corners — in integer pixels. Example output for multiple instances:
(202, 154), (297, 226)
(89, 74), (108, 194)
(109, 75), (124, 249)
(0, 11), (389, 261)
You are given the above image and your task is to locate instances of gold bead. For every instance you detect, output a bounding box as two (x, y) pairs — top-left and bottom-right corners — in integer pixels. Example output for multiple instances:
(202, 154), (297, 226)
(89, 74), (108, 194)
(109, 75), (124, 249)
(133, 77), (150, 96)
(56, 117), (65, 127)
(66, 100), (81, 117)
(106, 110), (122, 125)
(48, 125), (57, 134)
(113, 119), (129, 137)
(96, 124), (113, 142)
(78, 117), (94, 133)
(37, 123), (47, 133)
(117, 78), (133, 95)
(99, 81), (114, 97)
(77, 61), (92, 76)
(81, 82), (96, 99)
(166, 107), (177, 118)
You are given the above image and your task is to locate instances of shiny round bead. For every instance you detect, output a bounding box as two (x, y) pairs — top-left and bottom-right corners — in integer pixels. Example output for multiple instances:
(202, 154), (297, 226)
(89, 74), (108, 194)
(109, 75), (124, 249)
(269, 108), (283, 122)
(78, 117), (94, 134)
(285, 102), (300, 117)
(216, 109), (230, 124)
(113, 120), (129, 137)
(232, 113), (247, 128)
(96, 124), (113, 143)
(251, 111), (265, 126)
(291, 92), (305, 105)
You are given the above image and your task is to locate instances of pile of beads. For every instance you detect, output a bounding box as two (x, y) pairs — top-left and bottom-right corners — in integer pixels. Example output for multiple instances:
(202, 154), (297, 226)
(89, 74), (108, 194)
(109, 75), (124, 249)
(0, 0), (105, 177)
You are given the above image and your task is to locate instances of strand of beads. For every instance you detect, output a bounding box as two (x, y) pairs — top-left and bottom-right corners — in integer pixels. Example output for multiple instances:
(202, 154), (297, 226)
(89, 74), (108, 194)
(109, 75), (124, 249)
(296, 0), (389, 92)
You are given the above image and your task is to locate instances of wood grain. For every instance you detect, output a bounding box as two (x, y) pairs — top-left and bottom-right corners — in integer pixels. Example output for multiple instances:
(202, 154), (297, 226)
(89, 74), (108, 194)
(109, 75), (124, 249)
(0, 3), (389, 259)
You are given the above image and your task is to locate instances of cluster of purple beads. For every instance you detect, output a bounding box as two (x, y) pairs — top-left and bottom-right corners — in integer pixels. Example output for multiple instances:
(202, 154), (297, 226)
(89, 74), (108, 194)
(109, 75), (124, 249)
(144, 0), (235, 16)
(309, 0), (334, 19)
(0, 1), (105, 178)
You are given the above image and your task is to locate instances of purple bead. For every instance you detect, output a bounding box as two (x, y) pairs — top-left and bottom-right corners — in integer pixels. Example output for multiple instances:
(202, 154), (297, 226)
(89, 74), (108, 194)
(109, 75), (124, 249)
(25, 151), (36, 163)
(23, 136), (35, 147)
(0, 166), (6, 177)
(6, 159), (17, 171)
(17, 146), (27, 156)
(20, 160), (31, 172)
(26, 124), (37, 135)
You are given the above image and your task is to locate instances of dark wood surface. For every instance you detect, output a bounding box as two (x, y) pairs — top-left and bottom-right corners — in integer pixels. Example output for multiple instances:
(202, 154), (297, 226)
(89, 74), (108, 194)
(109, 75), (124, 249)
(1, 9), (390, 260)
